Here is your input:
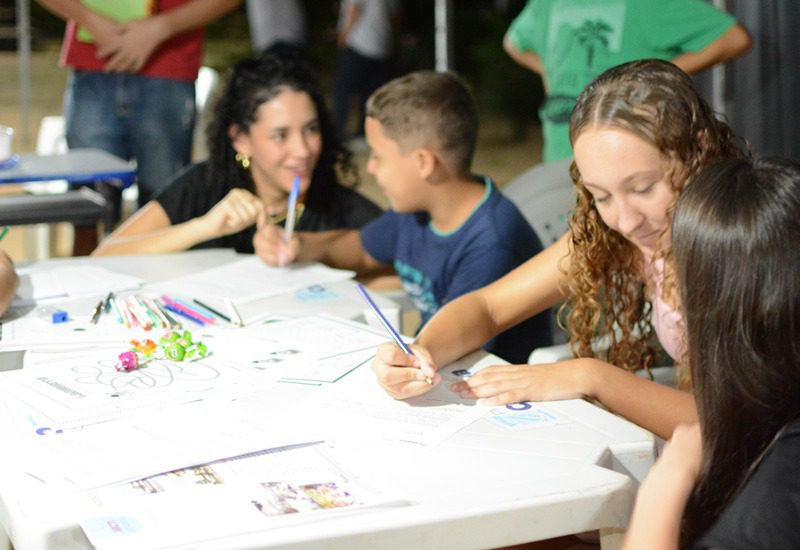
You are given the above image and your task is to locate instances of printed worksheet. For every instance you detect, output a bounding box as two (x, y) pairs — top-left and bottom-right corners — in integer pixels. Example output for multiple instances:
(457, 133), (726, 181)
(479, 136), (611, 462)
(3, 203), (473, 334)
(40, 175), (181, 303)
(78, 442), (410, 550)
(0, 345), (273, 428)
(10, 398), (318, 491)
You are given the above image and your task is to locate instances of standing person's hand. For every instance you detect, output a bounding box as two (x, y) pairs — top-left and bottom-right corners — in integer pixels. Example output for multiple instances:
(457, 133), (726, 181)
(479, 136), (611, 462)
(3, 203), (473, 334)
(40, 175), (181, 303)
(97, 17), (169, 73)
(82, 12), (126, 58)
(198, 188), (264, 240)
(370, 342), (440, 399)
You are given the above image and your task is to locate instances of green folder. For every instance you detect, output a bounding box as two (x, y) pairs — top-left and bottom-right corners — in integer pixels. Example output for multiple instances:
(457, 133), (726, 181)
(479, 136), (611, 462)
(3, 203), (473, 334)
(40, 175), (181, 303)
(77, 0), (154, 43)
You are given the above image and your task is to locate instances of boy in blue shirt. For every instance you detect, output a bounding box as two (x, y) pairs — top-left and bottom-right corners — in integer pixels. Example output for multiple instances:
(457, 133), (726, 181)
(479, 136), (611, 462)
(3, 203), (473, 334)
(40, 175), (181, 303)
(255, 70), (551, 363)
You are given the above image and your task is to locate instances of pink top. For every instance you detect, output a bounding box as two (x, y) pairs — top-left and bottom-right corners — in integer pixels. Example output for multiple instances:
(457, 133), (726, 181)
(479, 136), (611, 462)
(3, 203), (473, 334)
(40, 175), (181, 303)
(646, 258), (684, 362)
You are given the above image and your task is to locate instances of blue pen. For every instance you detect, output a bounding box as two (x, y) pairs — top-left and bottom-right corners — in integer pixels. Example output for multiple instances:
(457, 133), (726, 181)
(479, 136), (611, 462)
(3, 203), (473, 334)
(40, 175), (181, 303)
(355, 283), (433, 384)
(284, 175), (301, 243)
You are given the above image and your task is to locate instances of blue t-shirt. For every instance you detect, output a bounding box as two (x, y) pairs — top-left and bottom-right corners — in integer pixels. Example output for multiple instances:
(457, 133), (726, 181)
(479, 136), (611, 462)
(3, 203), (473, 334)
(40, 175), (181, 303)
(361, 177), (552, 363)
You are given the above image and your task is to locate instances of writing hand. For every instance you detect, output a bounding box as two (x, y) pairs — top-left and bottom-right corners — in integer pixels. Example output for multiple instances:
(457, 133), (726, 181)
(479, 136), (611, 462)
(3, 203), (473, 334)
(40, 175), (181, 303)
(253, 220), (300, 267)
(370, 342), (439, 400)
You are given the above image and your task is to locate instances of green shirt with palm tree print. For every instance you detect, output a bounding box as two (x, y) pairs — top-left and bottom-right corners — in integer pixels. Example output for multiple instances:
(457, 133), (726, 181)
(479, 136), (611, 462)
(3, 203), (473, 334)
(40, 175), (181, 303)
(507, 0), (735, 162)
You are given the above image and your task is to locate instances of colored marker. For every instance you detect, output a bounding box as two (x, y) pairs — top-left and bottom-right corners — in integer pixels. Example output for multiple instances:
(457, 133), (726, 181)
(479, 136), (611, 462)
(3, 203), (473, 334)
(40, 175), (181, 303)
(355, 283), (433, 384)
(192, 298), (232, 323)
(163, 303), (206, 327)
(161, 295), (215, 325)
(90, 299), (104, 325)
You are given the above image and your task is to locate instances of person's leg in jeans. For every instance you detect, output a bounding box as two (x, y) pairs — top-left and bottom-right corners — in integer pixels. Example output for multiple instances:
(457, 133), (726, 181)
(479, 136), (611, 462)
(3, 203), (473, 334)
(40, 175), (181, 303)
(356, 55), (390, 139)
(332, 47), (365, 142)
(63, 71), (131, 254)
(129, 75), (195, 206)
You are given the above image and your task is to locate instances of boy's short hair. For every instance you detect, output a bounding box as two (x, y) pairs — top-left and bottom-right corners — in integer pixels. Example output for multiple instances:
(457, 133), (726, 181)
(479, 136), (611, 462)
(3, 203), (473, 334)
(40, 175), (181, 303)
(365, 70), (478, 176)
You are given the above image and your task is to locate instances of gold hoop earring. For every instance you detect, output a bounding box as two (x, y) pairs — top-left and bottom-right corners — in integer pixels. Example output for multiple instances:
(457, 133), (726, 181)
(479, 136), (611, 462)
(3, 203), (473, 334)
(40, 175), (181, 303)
(235, 152), (251, 170)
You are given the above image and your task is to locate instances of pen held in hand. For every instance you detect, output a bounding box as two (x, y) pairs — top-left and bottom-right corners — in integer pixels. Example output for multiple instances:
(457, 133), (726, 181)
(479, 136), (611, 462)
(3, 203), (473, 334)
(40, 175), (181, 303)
(355, 283), (433, 384)
(284, 175), (301, 245)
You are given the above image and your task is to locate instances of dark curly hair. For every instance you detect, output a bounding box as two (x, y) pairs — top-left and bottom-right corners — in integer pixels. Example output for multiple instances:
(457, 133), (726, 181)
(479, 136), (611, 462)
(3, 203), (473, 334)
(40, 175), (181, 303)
(564, 59), (745, 373)
(204, 53), (359, 216)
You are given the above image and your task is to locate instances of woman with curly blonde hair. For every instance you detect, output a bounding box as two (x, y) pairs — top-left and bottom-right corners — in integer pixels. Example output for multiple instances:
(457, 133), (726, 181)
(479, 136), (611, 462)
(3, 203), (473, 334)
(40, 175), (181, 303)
(369, 59), (745, 439)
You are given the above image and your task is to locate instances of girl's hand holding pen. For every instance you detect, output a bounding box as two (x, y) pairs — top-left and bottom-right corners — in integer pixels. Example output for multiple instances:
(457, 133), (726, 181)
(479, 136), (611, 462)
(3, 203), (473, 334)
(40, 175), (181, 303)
(370, 342), (440, 399)
(253, 220), (300, 267)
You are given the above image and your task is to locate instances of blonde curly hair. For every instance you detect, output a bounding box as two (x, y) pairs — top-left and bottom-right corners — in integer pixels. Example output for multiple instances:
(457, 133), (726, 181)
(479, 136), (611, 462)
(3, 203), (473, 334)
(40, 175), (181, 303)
(563, 59), (744, 373)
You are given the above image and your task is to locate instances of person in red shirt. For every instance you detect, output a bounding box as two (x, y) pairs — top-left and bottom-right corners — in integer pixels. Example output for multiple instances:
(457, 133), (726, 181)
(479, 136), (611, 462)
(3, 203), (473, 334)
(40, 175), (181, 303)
(37, 0), (241, 209)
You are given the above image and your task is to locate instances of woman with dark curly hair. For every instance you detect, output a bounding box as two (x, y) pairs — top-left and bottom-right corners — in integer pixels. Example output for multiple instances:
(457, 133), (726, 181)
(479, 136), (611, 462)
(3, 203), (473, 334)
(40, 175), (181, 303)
(371, 59), (746, 439)
(94, 53), (382, 256)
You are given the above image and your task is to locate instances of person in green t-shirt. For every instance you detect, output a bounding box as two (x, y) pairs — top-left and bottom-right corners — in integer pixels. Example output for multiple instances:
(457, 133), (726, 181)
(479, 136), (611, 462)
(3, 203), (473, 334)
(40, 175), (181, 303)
(504, 0), (751, 162)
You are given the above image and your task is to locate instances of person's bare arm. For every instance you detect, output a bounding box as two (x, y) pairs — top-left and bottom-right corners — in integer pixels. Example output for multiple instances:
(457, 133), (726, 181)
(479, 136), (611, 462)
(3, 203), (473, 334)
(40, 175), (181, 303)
(417, 232), (569, 367)
(370, 233), (570, 399)
(624, 424), (702, 549)
(672, 23), (752, 75)
(337, 2), (363, 48)
(36, 0), (125, 50)
(93, 201), (205, 255)
(94, 188), (263, 256)
(589, 362), (697, 439)
(0, 252), (19, 316)
(503, 34), (547, 90)
(37, 0), (242, 73)
(254, 225), (387, 274)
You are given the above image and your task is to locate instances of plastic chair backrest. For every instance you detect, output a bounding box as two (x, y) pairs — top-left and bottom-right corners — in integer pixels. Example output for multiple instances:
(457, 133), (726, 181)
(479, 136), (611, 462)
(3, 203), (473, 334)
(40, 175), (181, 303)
(503, 158), (575, 246)
(195, 66), (220, 113)
(36, 115), (68, 155)
(193, 66), (220, 160)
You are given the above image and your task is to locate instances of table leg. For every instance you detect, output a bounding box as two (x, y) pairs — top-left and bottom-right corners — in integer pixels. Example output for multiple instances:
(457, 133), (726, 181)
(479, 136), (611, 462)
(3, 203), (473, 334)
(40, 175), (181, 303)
(72, 224), (99, 256)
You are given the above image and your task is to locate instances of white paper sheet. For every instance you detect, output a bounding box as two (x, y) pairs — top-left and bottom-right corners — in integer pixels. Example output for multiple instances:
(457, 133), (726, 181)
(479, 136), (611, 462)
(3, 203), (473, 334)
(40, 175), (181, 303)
(0, 345), (274, 428)
(78, 442), (410, 550)
(13, 266), (144, 306)
(277, 354), (494, 447)
(152, 257), (355, 305)
(11, 398), (320, 491)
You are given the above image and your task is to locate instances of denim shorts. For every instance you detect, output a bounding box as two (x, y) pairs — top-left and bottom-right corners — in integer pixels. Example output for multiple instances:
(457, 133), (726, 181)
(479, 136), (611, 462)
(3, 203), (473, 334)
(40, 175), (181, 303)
(64, 70), (196, 204)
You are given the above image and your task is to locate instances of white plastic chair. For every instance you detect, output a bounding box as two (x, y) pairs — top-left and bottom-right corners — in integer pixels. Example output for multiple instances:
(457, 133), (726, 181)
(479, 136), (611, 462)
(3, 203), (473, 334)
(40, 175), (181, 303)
(27, 115), (70, 259)
(192, 66), (220, 161)
(503, 158), (575, 246)
(504, 159), (575, 345)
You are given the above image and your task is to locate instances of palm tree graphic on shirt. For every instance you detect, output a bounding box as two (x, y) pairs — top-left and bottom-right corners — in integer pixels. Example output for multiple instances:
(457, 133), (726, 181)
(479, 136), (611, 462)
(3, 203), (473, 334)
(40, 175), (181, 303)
(575, 19), (613, 67)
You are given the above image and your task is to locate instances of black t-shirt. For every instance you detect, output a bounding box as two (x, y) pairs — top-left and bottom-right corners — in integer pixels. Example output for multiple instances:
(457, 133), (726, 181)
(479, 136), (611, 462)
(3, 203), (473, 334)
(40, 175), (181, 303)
(694, 417), (800, 549)
(155, 161), (383, 253)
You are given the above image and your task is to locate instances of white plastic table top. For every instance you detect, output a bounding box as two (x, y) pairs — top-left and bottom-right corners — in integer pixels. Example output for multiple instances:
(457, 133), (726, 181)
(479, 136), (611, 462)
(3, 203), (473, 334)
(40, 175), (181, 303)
(0, 252), (656, 550)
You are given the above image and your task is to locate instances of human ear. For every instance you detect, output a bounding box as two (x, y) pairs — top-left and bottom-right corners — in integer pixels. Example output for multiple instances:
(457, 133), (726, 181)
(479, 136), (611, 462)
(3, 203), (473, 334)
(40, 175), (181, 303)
(228, 124), (250, 156)
(414, 148), (437, 180)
